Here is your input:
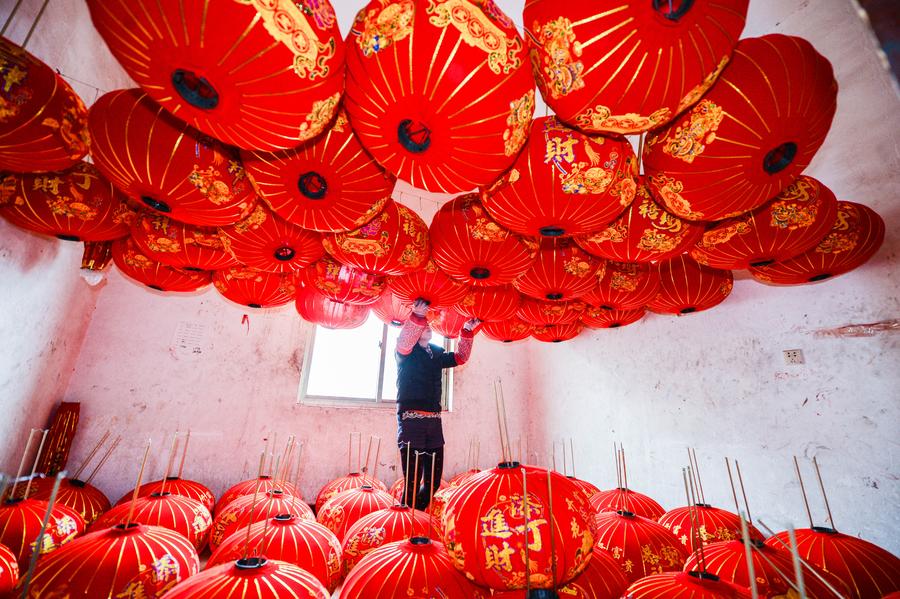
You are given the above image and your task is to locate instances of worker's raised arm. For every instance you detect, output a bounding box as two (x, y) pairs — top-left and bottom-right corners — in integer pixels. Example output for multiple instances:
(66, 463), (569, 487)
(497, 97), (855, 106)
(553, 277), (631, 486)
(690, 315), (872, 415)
(396, 299), (429, 356)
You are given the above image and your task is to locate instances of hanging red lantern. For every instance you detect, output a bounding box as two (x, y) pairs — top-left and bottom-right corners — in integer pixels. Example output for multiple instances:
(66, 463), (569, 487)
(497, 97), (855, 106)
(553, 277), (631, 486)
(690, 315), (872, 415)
(243, 110), (393, 232)
(514, 238), (605, 302)
(341, 537), (489, 598)
(625, 571), (752, 598)
(317, 486), (395, 543)
(323, 200), (430, 276)
(91, 493), (212, 552)
(481, 318), (534, 343)
(648, 255), (733, 315)
(214, 267), (296, 309)
(765, 527), (900, 599)
(524, 1), (748, 135)
(24, 523), (199, 598)
(88, 89), (256, 226)
(29, 477), (110, 526)
(295, 285), (371, 329)
(216, 477), (301, 516)
(644, 35), (838, 222)
(532, 322), (584, 343)
(454, 285), (521, 322)
(208, 515), (342, 594)
(575, 178), (704, 264)
(341, 504), (434, 573)
(112, 237), (212, 293)
(594, 510), (689, 584)
(429, 194), (538, 287)
(516, 297), (585, 326)
(86, 0), (345, 152)
(0, 37), (89, 172)
(210, 490), (314, 551)
(493, 545), (629, 599)
(0, 542), (16, 594)
(441, 463), (596, 590)
(159, 557), (329, 598)
(371, 291), (413, 327)
(581, 306), (646, 329)
(81, 240), (115, 273)
(0, 497), (85, 571)
(344, 0), (534, 193)
(298, 254), (386, 306)
(219, 204), (323, 273)
(750, 201), (885, 285)
(388, 260), (468, 309)
(583, 261), (661, 311)
(0, 163), (132, 241)
(590, 488), (666, 521)
(130, 212), (237, 271)
(482, 116), (637, 237)
(659, 505), (763, 552)
(115, 478), (216, 514)
(426, 307), (470, 339)
(315, 473), (387, 514)
(691, 176), (839, 270)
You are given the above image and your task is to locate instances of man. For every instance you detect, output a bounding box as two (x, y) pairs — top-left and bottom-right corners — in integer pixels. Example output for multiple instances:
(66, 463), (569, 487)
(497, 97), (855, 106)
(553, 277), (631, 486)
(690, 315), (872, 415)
(395, 298), (479, 509)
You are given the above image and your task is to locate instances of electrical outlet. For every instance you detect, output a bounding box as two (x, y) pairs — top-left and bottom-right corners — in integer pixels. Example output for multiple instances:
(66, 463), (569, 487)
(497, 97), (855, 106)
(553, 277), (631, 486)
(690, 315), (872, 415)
(783, 349), (805, 365)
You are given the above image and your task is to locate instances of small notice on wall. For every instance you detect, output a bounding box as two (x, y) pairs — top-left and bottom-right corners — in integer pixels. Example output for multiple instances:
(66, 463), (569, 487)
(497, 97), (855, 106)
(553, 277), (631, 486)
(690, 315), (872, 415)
(171, 321), (207, 358)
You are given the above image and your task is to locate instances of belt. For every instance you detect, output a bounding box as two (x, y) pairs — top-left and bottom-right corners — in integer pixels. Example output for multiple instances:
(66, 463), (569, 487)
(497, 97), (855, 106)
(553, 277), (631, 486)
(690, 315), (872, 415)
(401, 410), (441, 420)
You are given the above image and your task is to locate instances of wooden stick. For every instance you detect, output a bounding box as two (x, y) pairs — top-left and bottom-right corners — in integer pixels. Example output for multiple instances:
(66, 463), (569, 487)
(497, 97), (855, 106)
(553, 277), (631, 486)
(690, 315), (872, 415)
(20, 471), (65, 599)
(735, 460), (753, 525)
(263, 434), (271, 477)
(757, 519), (844, 598)
(494, 381), (508, 464)
(347, 432), (353, 474)
(614, 443), (621, 489)
(242, 451), (267, 560)
(686, 466), (706, 571)
(726, 457), (741, 516)
(364, 435), (373, 475)
(569, 438), (576, 478)
(72, 430), (109, 480)
(85, 436), (121, 485)
(412, 450), (421, 536)
(10, 429), (38, 500)
(521, 467), (531, 594)
(176, 429), (191, 479)
(691, 447), (706, 504)
(268, 432), (277, 477)
(23, 430), (49, 498)
(403, 442), (412, 507)
(786, 524), (807, 599)
(551, 442), (558, 473)
(373, 436), (382, 481)
(546, 467), (558, 588)
(793, 456), (814, 528)
(160, 431), (180, 495)
(739, 512), (759, 599)
(499, 380), (512, 463)
(293, 441), (305, 489)
(0, 475), (8, 506)
(428, 451), (436, 539)
(125, 440), (152, 527)
(812, 457), (835, 531)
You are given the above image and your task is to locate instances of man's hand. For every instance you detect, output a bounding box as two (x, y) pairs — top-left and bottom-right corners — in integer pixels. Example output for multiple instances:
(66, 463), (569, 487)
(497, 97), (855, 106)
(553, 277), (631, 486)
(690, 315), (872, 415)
(411, 298), (430, 317)
(462, 318), (481, 332)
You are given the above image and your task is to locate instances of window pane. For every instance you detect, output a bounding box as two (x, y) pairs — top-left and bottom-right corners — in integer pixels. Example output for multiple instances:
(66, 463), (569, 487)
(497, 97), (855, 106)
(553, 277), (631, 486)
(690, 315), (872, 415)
(381, 326), (446, 402)
(306, 314), (384, 400)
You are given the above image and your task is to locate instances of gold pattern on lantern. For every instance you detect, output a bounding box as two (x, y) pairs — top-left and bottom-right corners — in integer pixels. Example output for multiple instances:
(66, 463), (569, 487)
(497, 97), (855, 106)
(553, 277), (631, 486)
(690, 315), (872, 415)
(638, 229), (681, 254)
(188, 165), (235, 206)
(42, 93), (90, 158)
(530, 16), (584, 99)
(299, 92), (341, 141)
(562, 255), (594, 277)
(503, 89), (534, 156)
(610, 270), (639, 292)
(699, 220), (752, 247)
(770, 202), (818, 230)
(231, 205), (268, 234)
(660, 100), (724, 164)
(576, 105), (672, 135)
(353, 0), (415, 56)
(428, 0), (523, 75)
(816, 205), (858, 254)
(675, 56), (730, 115)
(649, 174), (703, 220)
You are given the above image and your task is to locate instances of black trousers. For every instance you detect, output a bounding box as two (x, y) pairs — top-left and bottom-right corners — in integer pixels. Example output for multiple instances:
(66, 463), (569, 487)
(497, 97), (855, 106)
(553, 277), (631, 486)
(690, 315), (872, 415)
(399, 443), (444, 510)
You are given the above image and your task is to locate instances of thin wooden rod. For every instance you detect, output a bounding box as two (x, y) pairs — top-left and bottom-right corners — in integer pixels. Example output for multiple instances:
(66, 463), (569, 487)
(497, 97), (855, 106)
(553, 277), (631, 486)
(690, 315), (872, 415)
(85, 436), (121, 485)
(740, 512), (759, 599)
(10, 429), (37, 500)
(72, 430), (109, 480)
(176, 430), (191, 479)
(735, 460), (753, 525)
(242, 451), (266, 560)
(125, 440), (152, 527)
(812, 457), (835, 530)
(23, 430), (49, 498)
(21, 471), (64, 598)
(159, 431), (180, 495)
(521, 467), (531, 594)
(793, 456), (814, 528)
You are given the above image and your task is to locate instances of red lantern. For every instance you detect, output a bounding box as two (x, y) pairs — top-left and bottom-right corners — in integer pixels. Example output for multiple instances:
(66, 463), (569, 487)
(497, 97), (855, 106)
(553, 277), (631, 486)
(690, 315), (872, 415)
(659, 505), (763, 552)
(388, 477), (447, 503)
(88, 89), (256, 226)
(691, 176), (839, 270)
(92, 493), (212, 551)
(583, 261), (661, 311)
(454, 285), (521, 322)
(29, 478), (110, 526)
(316, 486), (395, 543)
(0, 37), (89, 172)
(594, 510), (689, 584)
(532, 322), (584, 343)
(298, 254), (386, 306)
(243, 110), (393, 231)
(214, 267), (296, 309)
(115, 478), (215, 514)
(81, 240), (115, 273)
(590, 488), (666, 521)
(341, 504), (434, 573)
(516, 297), (585, 326)
(85, 0), (345, 152)
(427, 486), (462, 535)
(426, 307), (470, 339)
(210, 490), (314, 551)
(568, 477), (601, 500)
(483, 116), (637, 237)
(0, 163), (132, 241)
(625, 571), (752, 598)
(750, 201), (885, 285)
(765, 527), (900, 599)
(514, 238), (605, 302)
(441, 463), (596, 590)
(481, 318), (534, 343)
(575, 178), (705, 263)
(130, 212), (237, 271)
(524, 1), (748, 135)
(112, 237), (212, 293)
(216, 477), (302, 516)
(323, 200), (430, 276)
(388, 260), (469, 309)
(24, 523), (199, 598)
(341, 537), (489, 598)
(0, 542), (16, 593)
(315, 473), (387, 514)
(344, 0), (534, 193)
(295, 285), (371, 329)
(447, 470), (481, 488)
(582, 306), (646, 329)
(0, 497), (85, 571)
(208, 515), (342, 594)
(219, 204), (323, 273)
(648, 255), (733, 315)
(493, 545), (629, 599)
(160, 557), (329, 598)
(372, 291), (413, 327)
(429, 193), (538, 287)
(644, 35), (838, 221)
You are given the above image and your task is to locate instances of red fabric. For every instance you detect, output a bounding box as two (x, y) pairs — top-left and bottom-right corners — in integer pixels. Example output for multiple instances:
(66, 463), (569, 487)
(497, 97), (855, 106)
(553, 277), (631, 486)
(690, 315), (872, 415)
(581, 307), (645, 330)
(516, 297), (585, 326)
(658, 505), (763, 552)
(426, 309), (469, 340)
(582, 261), (660, 311)
(295, 285), (370, 330)
(590, 488), (666, 521)
(112, 237), (212, 293)
(532, 322), (584, 343)
(624, 572), (751, 598)
(514, 238), (606, 302)
(316, 486), (394, 542)
(493, 546), (627, 599)
(0, 498), (85, 572)
(130, 212), (237, 271)
(454, 285), (521, 322)
(210, 490), (313, 551)
(342, 505), (434, 574)
(215, 477), (302, 516)
(214, 267), (295, 309)
(314, 473), (387, 514)
(28, 478), (110, 526)
(220, 204), (324, 273)
(0, 542), (16, 594)
(481, 318), (533, 343)
(160, 559), (329, 599)
(388, 261), (468, 309)
(454, 329), (474, 365)
(297, 254), (386, 306)
(397, 313), (428, 356)
(372, 292), (413, 327)
(593, 511), (689, 584)
(114, 478), (215, 514)
(90, 493), (212, 551)
(647, 255), (733, 316)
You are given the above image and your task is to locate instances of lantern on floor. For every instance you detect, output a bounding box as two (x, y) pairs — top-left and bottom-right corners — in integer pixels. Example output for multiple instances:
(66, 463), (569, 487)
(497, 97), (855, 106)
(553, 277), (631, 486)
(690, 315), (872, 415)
(315, 473), (387, 514)
(295, 286), (371, 329)
(210, 490), (314, 551)
(644, 34), (838, 222)
(441, 463), (596, 590)
(516, 297), (585, 326)
(691, 176), (838, 270)
(208, 515), (342, 594)
(341, 505), (434, 573)
(575, 179), (704, 263)
(214, 267), (296, 309)
(0, 497), (85, 571)
(160, 557), (329, 598)
(323, 200), (429, 276)
(0, 37), (89, 172)
(581, 307), (646, 329)
(24, 523), (199, 598)
(92, 493), (211, 552)
(750, 201), (885, 285)
(659, 505), (763, 552)
(316, 486), (395, 543)
(481, 318), (534, 343)
(0, 542), (16, 593)
(524, 1), (748, 135)
(454, 285), (521, 322)
(242, 110), (392, 232)
(532, 322), (584, 343)
(568, 477), (601, 500)
(116, 478), (215, 514)
(216, 477), (302, 516)
(341, 537), (489, 598)
(298, 254), (386, 306)
(86, 0), (345, 152)
(88, 89), (256, 226)
(219, 204), (323, 273)
(482, 116), (637, 238)
(426, 307), (470, 339)
(0, 163), (132, 241)
(372, 291), (412, 327)
(388, 261), (469, 309)
(344, 0), (534, 193)
(112, 237), (212, 293)
(493, 545), (628, 599)
(29, 477), (110, 526)
(593, 510), (689, 584)
(647, 255), (733, 315)
(429, 194), (538, 287)
(583, 261), (660, 311)
(625, 571), (752, 598)
(765, 527), (900, 599)
(514, 238), (605, 302)
(590, 488), (666, 521)
(388, 477), (447, 503)
(130, 212), (237, 271)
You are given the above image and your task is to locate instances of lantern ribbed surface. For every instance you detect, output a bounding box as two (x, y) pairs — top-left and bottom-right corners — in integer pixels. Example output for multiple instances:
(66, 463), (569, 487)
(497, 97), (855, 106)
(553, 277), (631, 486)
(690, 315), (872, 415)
(371, 291), (413, 327)
(316, 486), (395, 543)
(92, 492), (212, 552)
(532, 322), (584, 343)
(593, 510), (689, 584)
(0, 542), (16, 593)
(295, 286), (371, 330)
(454, 285), (521, 322)
(298, 254), (387, 306)
(624, 571), (752, 598)
(315, 473), (387, 514)
(0, 497), (86, 571)
(581, 306), (646, 329)
(130, 212), (237, 271)
(567, 477), (601, 500)
(388, 260), (469, 309)
(219, 204), (324, 274)
(426, 307), (470, 339)
(161, 557), (329, 598)
(29, 477), (110, 526)
(112, 237), (212, 293)
(481, 318), (534, 343)
(341, 504), (434, 574)
(514, 238), (605, 302)
(583, 261), (661, 311)
(659, 505), (763, 552)
(647, 255), (733, 315)
(493, 545), (629, 599)
(516, 297), (585, 326)
(216, 477), (302, 516)
(211, 490), (314, 551)
(590, 487), (666, 521)
(115, 478), (215, 514)
(214, 267), (296, 309)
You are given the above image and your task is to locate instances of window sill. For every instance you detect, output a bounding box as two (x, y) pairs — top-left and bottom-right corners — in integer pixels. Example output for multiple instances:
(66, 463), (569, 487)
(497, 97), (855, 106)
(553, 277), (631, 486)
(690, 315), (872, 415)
(298, 396), (399, 410)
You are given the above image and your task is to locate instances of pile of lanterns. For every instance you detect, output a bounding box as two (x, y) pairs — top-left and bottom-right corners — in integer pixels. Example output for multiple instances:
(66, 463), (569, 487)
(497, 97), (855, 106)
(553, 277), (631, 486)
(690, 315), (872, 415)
(0, 0), (885, 345)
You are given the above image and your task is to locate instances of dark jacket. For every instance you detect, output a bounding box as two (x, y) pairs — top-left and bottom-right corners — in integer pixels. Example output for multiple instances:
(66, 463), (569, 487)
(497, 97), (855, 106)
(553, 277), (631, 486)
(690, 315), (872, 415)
(396, 343), (458, 413)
